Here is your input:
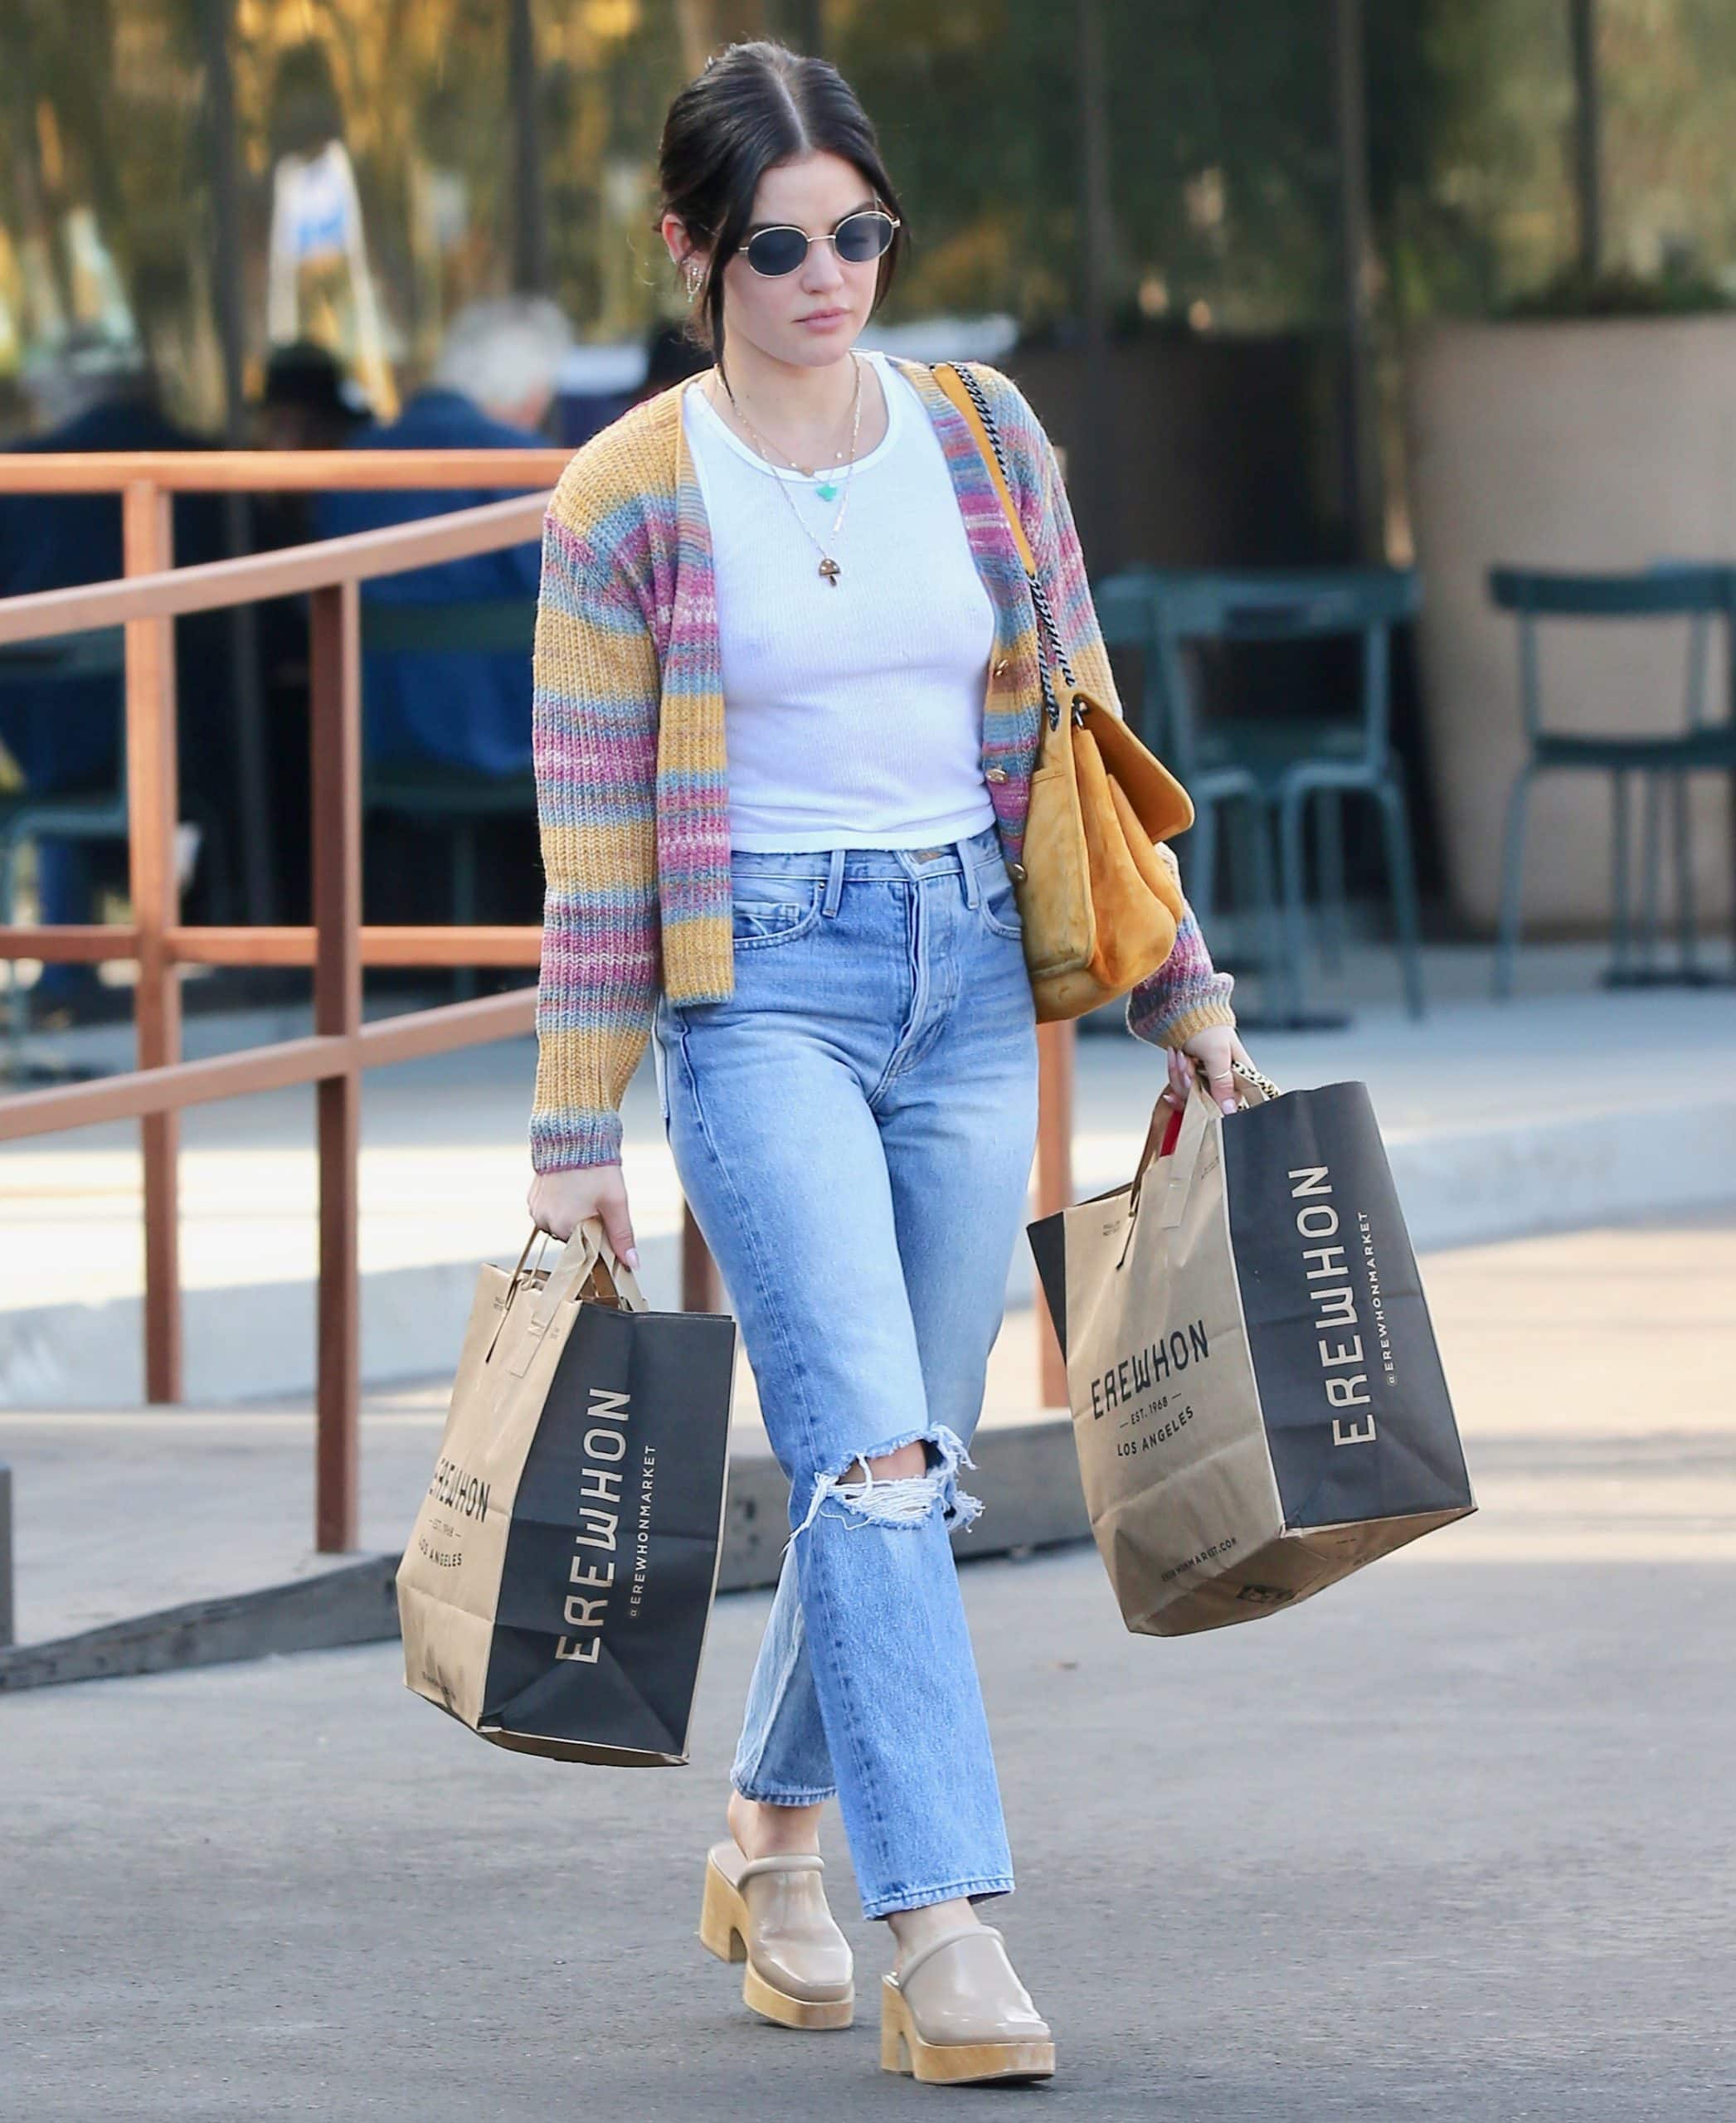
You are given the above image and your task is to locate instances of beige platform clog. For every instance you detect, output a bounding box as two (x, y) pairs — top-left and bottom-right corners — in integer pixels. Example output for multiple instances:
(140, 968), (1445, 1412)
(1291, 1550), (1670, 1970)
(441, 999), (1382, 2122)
(880, 1924), (1055, 2084)
(698, 1841), (854, 2031)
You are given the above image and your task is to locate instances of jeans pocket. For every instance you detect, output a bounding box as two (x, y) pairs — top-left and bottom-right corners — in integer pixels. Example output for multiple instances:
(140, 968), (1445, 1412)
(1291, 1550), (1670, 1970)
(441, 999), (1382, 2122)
(731, 875), (824, 950)
(978, 862), (1025, 941)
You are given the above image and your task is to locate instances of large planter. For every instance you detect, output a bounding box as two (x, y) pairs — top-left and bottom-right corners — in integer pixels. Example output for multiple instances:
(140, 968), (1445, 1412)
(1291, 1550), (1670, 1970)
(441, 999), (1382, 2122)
(1405, 317), (1735, 932)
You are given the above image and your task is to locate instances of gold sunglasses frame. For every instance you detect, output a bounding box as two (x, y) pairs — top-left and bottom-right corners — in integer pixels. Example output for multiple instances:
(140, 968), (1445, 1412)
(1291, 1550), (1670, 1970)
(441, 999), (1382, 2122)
(737, 207), (901, 279)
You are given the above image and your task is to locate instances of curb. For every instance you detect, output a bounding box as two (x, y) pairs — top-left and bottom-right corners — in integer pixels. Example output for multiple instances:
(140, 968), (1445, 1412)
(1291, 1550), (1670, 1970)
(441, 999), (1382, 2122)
(0, 1416), (1089, 1694)
(5, 1090), (1734, 1409)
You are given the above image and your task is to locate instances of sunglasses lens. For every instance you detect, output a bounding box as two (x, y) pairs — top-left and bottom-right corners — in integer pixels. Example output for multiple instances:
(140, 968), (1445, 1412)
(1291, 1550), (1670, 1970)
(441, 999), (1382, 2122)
(834, 211), (894, 264)
(745, 227), (809, 277)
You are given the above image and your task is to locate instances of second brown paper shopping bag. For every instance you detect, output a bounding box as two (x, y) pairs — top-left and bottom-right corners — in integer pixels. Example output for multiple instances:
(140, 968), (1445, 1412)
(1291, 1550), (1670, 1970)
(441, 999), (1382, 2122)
(1028, 1077), (1474, 1635)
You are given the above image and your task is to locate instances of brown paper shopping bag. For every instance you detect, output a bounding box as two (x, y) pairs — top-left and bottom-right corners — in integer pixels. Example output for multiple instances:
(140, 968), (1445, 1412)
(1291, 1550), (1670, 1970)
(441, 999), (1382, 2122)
(1028, 1076), (1474, 1635)
(396, 1219), (737, 1764)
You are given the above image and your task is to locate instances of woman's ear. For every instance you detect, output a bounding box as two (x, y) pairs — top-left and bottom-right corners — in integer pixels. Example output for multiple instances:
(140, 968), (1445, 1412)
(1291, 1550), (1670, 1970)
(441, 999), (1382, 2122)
(659, 212), (702, 278)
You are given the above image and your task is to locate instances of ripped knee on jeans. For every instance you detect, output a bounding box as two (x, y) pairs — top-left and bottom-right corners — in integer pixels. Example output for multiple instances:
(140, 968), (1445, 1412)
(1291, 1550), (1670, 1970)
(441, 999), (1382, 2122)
(790, 1425), (985, 1542)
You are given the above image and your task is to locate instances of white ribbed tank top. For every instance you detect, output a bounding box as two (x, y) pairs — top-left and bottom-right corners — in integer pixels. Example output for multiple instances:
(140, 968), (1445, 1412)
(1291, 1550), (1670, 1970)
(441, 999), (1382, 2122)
(682, 347), (998, 853)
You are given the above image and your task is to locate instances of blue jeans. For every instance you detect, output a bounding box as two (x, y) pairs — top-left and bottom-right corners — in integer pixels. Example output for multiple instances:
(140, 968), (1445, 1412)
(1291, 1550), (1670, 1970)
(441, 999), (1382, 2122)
(651, 823), (1039, 1920)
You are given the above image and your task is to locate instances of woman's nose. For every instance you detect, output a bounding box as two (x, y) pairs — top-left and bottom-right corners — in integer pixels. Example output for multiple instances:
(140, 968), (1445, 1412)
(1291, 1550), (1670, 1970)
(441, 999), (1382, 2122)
(801, 244), (846, 296)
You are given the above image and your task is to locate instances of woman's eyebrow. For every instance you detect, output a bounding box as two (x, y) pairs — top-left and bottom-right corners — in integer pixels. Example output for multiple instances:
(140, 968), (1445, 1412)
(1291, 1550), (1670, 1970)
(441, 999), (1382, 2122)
(742, 197), (878, 236)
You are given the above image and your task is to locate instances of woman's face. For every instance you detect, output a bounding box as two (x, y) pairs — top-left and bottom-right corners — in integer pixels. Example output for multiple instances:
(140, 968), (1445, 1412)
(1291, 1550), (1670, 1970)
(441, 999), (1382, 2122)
(673, 151), (884, 372)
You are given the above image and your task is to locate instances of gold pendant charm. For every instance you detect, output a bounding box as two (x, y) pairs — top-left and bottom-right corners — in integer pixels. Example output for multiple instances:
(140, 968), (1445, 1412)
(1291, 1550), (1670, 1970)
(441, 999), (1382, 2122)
(818, 556), (841, 585)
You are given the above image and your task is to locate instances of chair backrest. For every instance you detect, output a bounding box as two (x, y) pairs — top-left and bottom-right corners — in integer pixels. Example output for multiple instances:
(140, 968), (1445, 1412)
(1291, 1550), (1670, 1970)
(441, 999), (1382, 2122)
(360, 598), (538, 656)
(1488, 565), (1734, 737)
(0, 628), (127, 680)
(1137, 566), (1420, 774)
(0, 628), (130, 792)
(1153, 567), (1421, 644)
(1489, 564), (1736, 619)
(1092, 567), (1169, 751)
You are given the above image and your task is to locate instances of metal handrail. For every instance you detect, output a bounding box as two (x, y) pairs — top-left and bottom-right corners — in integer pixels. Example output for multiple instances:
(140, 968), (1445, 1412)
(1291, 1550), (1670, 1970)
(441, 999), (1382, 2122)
(0, 493), (548, 645)
(0, 448), (1077, 1554)
(0, 449), (574, 493)
(0, 494), (547, 645)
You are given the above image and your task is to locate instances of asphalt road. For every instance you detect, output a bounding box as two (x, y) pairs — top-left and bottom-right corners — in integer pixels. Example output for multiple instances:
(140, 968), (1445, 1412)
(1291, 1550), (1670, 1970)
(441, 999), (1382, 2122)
(4, 1537), (1732, 2121)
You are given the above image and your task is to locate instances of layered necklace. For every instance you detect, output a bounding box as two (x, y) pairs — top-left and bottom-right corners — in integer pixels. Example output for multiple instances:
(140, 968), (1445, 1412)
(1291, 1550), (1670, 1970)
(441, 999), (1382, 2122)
(712, 351), (866, 586)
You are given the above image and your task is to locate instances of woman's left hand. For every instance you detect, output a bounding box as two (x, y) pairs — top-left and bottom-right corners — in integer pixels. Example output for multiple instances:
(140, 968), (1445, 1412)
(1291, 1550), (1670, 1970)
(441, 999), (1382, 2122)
(1163, 1025), (1259, 1118)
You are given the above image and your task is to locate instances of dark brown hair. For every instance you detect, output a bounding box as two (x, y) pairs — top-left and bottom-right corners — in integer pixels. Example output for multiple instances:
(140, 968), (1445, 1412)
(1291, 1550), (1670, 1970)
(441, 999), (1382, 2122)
(656, 40), (908, 375)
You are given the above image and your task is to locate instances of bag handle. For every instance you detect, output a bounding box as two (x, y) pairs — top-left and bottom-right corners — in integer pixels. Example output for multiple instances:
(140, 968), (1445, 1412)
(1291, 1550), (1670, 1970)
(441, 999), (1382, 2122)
(500, 1218), (647, 1377)
(530, 1217), (647, 1329)
(1158, 1066), (1284, 1228)
(932, 361), (1080, 730)
(1118, 1063), (1284, 1253)
(484, 1226), (554, 1363)
(1130, 1097), (1178, 1202)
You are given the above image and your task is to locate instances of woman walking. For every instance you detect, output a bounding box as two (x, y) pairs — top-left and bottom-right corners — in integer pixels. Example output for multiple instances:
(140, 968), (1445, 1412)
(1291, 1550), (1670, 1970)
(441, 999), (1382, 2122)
(526, 40), (1250, 2087)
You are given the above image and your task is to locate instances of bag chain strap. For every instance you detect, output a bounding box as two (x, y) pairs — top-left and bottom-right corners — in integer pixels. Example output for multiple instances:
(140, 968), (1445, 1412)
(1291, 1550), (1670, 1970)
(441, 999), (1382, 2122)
(947, 362), (1082, 731)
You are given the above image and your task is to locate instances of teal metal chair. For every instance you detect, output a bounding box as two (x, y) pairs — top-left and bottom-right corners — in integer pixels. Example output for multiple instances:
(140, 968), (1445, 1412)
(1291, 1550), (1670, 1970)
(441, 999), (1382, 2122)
(1140, 568), (1426, 1026)
(1095, 566), (1284, 987)
(359, 598), (538, 1002)
(0, 628), (129, 1053)
(1488, 566), (1736, 996)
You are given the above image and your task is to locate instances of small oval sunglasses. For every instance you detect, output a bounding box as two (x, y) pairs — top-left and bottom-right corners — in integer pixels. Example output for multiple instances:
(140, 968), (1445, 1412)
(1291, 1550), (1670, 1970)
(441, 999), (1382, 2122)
(737, 207), (900, 279)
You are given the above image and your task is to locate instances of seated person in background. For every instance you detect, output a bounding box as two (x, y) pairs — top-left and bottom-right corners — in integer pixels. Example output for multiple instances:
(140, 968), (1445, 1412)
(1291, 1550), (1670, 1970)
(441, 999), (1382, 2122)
(634, 320), (712, 408)
(250, 343), (372, 925)
(0, 335), (226, 1014)
(314, 296), (572, 778)
(257, 338), (373, 458)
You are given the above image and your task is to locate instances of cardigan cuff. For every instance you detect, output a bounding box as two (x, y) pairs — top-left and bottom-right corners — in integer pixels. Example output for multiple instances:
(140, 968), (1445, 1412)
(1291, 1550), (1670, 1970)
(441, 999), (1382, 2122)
(1125, 971), (1238, 1051)
(529, 1105), (625, 1174)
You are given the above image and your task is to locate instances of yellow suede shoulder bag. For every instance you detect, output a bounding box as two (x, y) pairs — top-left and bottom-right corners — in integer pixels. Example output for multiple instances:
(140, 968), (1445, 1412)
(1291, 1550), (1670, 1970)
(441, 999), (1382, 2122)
(935, 362), (1195, 1023)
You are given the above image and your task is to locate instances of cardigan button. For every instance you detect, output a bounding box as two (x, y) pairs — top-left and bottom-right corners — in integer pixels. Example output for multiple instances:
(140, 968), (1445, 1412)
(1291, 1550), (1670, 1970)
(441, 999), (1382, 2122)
(984, 766), (1009, 784)
(1006, 861), (1028, 882)
(992, 657), (1010, 677)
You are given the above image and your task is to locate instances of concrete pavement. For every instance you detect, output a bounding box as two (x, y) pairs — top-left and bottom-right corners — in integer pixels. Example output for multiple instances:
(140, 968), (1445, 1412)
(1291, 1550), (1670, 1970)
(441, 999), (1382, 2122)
(4, 1536), (1732, 2116)
(3, 1174), (1733, 2114)
(3, 944), (1735, 1404)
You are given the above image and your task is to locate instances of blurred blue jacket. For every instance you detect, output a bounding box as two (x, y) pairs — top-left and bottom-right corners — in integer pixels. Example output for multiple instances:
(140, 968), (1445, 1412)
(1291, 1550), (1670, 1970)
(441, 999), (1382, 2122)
(314, 389), (546, 776)
(0, 400), (226, 792)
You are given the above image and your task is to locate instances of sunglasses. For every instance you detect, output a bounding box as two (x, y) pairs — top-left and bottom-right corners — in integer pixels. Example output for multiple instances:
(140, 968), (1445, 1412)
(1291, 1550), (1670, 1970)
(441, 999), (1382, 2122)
(737, 207), (900, 279)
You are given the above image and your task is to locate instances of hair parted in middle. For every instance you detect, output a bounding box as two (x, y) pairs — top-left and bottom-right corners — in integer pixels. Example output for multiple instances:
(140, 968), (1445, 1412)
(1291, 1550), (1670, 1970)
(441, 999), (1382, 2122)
(655, 39), (909, 375)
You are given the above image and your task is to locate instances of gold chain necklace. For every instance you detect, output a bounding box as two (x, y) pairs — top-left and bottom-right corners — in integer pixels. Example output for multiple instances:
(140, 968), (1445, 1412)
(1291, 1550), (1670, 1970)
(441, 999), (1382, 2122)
(714, 352), (865, 587)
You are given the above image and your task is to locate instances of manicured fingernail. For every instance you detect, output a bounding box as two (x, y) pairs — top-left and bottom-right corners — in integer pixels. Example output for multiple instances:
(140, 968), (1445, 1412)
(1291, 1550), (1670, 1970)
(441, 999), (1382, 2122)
(625, 1247), (640, 1270)
(1222, 1100), (1238, 1115)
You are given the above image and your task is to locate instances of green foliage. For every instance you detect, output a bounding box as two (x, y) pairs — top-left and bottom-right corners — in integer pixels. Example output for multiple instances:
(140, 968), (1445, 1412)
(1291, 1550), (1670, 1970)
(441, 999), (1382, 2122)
(9, 0), (1736, 430)
(1500, 264), (1734, 316)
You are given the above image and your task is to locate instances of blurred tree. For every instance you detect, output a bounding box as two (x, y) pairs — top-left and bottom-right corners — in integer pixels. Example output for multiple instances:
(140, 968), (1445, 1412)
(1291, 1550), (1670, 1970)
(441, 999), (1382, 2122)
(4, 0), (1736, 427)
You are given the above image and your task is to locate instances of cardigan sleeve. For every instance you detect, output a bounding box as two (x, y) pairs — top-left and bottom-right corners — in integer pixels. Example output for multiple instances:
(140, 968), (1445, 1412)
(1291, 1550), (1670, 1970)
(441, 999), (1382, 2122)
(528, 483), (664, 1172)
(976, 363), (1238, 1052)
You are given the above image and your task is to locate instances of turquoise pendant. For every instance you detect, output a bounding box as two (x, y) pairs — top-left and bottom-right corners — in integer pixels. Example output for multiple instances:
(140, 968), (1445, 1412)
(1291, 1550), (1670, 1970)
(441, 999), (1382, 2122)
(815, 479), (839, 502)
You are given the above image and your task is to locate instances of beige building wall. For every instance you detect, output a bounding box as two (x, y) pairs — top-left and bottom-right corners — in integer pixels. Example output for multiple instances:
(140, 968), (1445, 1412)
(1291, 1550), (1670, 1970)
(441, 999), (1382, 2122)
(1406, 318), (1736, 933)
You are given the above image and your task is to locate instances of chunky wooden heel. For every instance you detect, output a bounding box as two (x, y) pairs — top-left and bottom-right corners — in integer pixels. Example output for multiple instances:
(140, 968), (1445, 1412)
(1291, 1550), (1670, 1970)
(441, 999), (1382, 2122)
(698, 1852), (747, 1965)
(879, 1927), (1055, 2084)
(880, 1987), (911, 2075)
(697, 1843), (853, 2031)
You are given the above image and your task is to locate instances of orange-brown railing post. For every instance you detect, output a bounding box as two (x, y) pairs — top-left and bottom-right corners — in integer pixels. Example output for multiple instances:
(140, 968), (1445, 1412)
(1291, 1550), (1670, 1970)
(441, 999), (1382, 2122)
(123, 479), (182, 1403)
(681, 1207), (724, 1313)
(310, 581), (362, 1551)
(1034, 1020), (1074, 1408)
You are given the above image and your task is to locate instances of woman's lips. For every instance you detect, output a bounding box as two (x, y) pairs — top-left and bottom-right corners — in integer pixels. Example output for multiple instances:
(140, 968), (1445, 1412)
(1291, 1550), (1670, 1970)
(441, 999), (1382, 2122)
(798, 309), (849, 326)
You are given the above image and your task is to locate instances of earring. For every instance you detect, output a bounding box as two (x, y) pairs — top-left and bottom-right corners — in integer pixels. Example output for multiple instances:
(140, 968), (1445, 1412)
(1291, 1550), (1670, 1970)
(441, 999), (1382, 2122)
(684, 264), (702, 297)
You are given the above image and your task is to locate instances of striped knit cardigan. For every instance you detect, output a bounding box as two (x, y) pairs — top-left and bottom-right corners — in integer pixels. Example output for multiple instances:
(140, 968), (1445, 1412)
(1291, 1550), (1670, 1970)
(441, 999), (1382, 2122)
(530, 357), (1236, 1173)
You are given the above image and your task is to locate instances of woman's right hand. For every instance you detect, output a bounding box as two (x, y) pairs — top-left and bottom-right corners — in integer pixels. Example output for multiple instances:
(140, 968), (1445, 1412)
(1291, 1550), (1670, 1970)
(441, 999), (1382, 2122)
(526, 1162), (639, 1270)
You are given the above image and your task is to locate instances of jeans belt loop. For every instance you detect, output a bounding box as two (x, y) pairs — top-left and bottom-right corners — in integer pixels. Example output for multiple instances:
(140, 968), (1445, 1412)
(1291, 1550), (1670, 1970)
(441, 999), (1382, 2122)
(822, 843), (847, 918)
(955, 835), (981, 909)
